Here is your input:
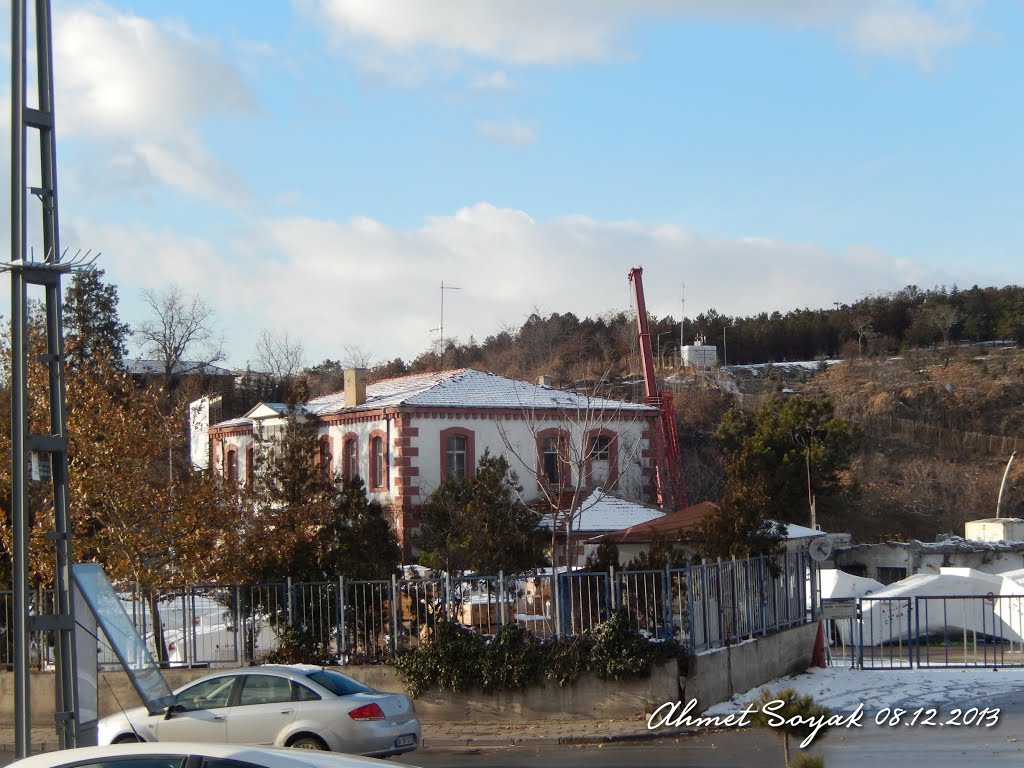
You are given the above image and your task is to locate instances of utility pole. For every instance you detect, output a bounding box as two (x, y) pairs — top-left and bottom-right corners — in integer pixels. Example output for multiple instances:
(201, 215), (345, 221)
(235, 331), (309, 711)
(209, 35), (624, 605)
(7, 0), (82, 756)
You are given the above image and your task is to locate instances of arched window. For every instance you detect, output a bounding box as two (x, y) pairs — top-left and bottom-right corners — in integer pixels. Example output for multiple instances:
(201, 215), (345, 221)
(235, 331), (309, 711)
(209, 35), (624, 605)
(585, 429), (619, 489)
(317, 436), (332, 482)
(536, 428), (569, 488)
(542, 436), (560, 483)
(226, 449), (238, 484)
(447, 435), (467, 480)
(440, 427), (475, 482)
(369, 432), (387, 491)
(342, 435), (359, 483)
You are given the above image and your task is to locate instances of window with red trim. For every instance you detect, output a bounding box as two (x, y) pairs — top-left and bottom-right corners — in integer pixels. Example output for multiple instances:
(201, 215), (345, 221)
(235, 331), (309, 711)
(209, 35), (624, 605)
(440, 427), (475, 482)
(536, 428), (570, 487)
(317, 436), (332, 482)
(585, 429), (619, 489)
(342, 436), (359, 482)
(369, 432), (387, 491)
(226, 449), (238, 484)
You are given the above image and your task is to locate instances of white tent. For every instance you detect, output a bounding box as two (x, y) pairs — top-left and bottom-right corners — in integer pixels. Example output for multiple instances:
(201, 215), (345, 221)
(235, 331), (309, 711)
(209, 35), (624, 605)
(820, 569), (884, 600)
(856, 568), (1024, 647)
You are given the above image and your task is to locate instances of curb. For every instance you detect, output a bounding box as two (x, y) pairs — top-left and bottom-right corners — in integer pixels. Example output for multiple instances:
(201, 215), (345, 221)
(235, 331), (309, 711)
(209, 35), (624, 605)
(423, 729), (692, 749)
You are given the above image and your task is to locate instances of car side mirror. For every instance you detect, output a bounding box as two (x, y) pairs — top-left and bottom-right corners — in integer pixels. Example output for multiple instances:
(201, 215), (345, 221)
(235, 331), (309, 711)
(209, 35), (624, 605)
(164, 703), (185, 720)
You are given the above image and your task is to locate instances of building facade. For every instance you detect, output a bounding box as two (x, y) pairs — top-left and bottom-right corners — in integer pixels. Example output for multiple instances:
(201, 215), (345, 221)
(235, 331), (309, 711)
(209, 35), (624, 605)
(202, 368), (664, 549)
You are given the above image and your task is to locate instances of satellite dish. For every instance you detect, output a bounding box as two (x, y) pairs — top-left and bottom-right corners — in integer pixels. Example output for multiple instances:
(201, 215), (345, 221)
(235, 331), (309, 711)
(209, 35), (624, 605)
(809, 536), (833, 562)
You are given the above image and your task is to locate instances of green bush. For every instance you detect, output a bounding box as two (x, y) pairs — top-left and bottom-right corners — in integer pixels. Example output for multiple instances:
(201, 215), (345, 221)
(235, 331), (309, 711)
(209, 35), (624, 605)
(266, 625), (334, 666)
(392, 621), (485, 697)
(392, 611), (688, 697)
(543, 634), (593, 688)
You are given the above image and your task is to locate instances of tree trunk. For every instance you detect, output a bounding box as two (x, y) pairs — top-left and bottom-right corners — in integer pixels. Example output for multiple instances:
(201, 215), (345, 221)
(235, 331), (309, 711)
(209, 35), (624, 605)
(147, 589), (170, 665)
(783, 733), (791, 767)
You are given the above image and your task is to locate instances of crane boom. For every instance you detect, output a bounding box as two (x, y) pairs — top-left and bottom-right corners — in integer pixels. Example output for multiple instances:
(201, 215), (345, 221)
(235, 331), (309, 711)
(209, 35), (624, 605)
(628, 267), (687, 510)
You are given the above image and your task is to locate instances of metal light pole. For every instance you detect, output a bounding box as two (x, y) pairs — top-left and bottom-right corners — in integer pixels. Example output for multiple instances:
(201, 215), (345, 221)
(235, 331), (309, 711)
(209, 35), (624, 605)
(793, 425), (828, 530)
(997, 452), (1017, 519)
(680, 283), (686, 366)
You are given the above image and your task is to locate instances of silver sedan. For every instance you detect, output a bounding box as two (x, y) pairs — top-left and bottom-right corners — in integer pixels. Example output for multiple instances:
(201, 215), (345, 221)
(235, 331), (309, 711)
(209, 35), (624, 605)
(10, 741), (418, 768)
(97, 664), (420, 757)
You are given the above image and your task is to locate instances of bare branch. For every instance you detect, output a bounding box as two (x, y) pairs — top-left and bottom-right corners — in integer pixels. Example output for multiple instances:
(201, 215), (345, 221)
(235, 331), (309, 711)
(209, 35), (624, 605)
(254, 329), (306, 380)
(135, 284), (225, 380)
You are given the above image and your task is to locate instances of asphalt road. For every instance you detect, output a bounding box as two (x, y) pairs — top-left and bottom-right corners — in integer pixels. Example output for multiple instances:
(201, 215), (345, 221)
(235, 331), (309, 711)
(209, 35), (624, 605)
(6, 689), (1022, 768)
(400, 708), (1024, 768)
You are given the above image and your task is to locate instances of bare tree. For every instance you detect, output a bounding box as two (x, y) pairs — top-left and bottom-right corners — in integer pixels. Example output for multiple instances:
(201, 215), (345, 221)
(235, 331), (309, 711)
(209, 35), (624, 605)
(494, 374), (649, 571)
(922, 304), (961, 346)
(850, 315), (877, 357)
(135, 284), (225, 381)
(254, 329), (305, 381)
(341, 344), (374, 370)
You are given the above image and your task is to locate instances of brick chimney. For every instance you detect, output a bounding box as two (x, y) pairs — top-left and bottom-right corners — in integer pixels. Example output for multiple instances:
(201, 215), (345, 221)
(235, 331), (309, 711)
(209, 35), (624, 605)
(344, 368), (367, 407)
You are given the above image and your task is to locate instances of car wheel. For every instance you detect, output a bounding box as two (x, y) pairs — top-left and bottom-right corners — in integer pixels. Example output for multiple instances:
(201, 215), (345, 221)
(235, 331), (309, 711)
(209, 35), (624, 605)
(114, 734), (142, 744)
(289, 735), (328, 750)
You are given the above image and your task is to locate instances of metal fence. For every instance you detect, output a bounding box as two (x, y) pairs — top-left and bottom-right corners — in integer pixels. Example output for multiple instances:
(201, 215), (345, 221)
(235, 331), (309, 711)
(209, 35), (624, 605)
(828, 594), (1024, 670)
(0, 551), (811, 670)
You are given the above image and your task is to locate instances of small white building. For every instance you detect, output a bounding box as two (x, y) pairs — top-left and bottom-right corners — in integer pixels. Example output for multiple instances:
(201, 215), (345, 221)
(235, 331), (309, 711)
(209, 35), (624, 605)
(681, 345), (718, 369)
(964, 518), (1024, 543)
(204, 368), (664, 553)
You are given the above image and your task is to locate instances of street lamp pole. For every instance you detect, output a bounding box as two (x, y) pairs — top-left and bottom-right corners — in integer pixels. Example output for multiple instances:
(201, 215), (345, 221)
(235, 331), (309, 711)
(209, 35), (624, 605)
(793, 425), (827, 530)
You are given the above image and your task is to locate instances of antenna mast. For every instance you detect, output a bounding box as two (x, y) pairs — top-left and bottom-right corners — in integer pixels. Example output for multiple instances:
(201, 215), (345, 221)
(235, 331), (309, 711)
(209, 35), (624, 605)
(8, 0), (82, 755)
(436, 281), (461, 348)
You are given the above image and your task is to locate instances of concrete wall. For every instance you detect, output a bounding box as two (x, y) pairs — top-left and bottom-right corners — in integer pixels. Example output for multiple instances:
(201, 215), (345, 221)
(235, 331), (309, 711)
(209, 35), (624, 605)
(2, 623), (816, 726)
(681, 622), (819, 712)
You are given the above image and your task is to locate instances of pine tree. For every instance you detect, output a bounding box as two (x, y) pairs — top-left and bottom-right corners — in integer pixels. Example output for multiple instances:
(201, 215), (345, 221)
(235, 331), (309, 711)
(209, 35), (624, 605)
(416, 452), (546, 575)
(63, 268), (131, 370)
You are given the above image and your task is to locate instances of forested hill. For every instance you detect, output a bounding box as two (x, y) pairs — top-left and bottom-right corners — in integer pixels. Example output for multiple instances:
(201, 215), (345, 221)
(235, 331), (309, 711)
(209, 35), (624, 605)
(363, 284), (1024, 383)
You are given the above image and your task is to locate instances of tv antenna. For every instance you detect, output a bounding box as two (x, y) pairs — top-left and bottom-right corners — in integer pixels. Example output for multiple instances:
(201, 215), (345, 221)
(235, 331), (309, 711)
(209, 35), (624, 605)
(429, 281), (461, 349)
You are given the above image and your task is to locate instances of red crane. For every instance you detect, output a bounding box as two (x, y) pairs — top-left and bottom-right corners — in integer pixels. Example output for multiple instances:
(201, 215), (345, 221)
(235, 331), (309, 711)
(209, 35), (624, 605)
(628, 267), (687, 510)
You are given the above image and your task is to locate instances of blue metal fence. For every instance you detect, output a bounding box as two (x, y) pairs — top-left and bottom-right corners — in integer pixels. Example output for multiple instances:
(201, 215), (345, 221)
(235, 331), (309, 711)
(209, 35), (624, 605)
(0, 551), (812, 669)
(832, 594), (1024, 670)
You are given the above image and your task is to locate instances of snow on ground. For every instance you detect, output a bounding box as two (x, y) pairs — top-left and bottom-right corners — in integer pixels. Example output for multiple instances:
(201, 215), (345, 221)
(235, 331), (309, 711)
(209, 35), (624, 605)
(704, 665), (1024, 716)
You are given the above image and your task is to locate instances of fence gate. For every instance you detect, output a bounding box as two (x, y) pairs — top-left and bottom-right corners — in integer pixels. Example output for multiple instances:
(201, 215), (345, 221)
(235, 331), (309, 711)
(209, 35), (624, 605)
(844, 595), (1024, 669)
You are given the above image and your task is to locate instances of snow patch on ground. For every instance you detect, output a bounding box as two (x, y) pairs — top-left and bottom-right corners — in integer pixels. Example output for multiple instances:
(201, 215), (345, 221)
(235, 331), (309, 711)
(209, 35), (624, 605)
(704, 665), (1024, 715)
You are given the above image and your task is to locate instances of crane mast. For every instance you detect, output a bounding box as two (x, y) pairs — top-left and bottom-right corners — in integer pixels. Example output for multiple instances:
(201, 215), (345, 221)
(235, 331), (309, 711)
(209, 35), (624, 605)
(628, 267), (687, 510)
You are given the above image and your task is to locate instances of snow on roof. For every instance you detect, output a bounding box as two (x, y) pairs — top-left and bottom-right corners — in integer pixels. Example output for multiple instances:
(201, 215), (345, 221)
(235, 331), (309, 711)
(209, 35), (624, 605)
(243, 402), (290, 418)
(782, 522), (824, 539)
(836, 535), (1024, 556)
(305, 368), (657, 417)
(545, 489), (664, 533)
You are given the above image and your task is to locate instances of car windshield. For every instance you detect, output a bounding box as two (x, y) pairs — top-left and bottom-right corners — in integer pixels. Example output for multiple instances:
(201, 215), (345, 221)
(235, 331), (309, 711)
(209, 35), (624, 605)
(305, 669), (373, 696)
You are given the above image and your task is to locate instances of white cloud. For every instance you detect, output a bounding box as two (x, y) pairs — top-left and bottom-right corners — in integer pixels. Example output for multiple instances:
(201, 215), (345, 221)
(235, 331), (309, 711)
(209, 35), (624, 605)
(848, 1), (975, 69)
(476, 120), (537, 146)
(306, 0), (979, 73)
(72, 203), (967, 368)
(470, 69), (513, 91)
(52, 4), (257, 203)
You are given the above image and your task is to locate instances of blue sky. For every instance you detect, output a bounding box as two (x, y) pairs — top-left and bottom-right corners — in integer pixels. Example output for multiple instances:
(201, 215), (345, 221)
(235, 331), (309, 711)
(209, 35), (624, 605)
(3, 0), (1021, 368)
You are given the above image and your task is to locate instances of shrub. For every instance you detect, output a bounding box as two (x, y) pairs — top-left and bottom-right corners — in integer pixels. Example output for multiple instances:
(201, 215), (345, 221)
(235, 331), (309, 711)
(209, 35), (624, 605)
(392, 611), (688, 697)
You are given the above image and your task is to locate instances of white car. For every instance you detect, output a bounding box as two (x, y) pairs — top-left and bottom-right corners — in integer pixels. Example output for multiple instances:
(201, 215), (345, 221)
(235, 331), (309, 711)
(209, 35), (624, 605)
(97, 665), (420, 757)
(9, 741), (419, 768)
